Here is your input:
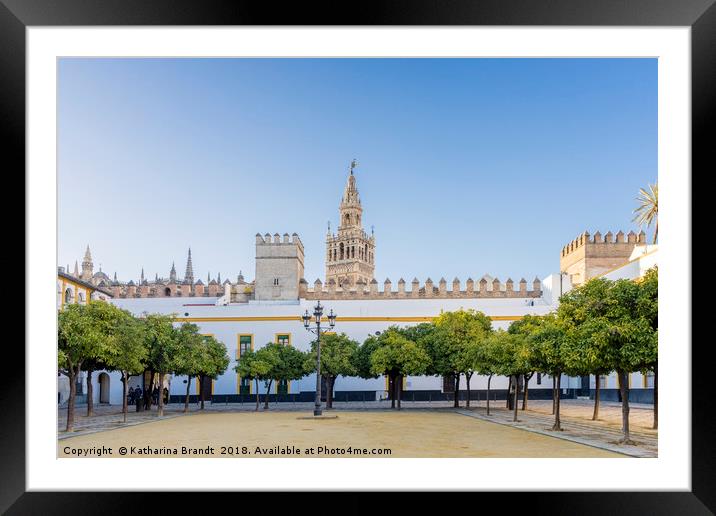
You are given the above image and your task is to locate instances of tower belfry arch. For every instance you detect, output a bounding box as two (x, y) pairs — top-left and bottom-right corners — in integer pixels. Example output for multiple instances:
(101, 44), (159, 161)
(325, 160), (375, 288)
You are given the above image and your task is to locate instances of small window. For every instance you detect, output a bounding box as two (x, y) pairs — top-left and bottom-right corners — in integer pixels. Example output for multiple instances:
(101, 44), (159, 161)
(273, 278), (279, 286)
(276, 334), (290, 346)
(536, 373), (542, 385)
(239, 335), (252, 355)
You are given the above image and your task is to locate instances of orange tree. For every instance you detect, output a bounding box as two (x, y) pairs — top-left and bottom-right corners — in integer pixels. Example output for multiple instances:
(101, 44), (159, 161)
(369, 327), (431, 410)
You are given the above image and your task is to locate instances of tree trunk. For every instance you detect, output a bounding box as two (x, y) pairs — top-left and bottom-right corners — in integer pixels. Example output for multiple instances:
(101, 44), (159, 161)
(396, 374), (402, 410)
(86, 369), (94, 417)
(145, 370), (155, 411)
(552, 373), (562, 431)
(465, 372), (472, 408)
(264, 380), (273, 410)
(389, 374), (395, 409)
(326, 375), (334, 409)
(507, 376), (513, 409)
(158, 372), (165, 417)
(200, 375), (205, 410)
(184, 376), (191, 413)
(653, 364), (658, 430)
(486, 375), (492, 415)
(618, 370), (632, 443)
(65, 369), (77, 432)
(592, 374), (601, 420)
(255, 379), (260, 411)
(522, 373), (532, 410)
(512, 375), (519, 422)
(454, 374), (460, 408)
(551, 377), (556, 415)
(122, 372), (128, 423)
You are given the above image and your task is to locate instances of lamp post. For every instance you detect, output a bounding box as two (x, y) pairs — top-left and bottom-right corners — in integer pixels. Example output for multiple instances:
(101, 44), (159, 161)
(302, 300), (336, 416)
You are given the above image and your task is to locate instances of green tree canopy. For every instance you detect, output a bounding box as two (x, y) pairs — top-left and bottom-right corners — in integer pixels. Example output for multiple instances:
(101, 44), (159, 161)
(353, 334), (384, 379)
(369, 327), (431, 378)
(306, 333), (359, 378)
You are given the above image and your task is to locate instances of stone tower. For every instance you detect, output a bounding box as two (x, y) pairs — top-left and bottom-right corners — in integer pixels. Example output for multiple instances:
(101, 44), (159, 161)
(325, 161), (375, 288)
(81, 245), (93, 281)
(184, 248), (194, 284)
(255, 232), (305, 301)
(560, 229), (647, 286)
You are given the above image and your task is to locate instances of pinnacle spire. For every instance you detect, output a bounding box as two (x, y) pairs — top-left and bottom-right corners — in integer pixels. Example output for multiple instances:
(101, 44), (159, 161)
(81, 245), (94, 281)
(184, 248), (194, 284)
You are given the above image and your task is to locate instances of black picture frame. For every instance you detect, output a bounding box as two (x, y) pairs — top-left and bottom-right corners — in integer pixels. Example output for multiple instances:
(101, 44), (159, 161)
(3, 0), (711, 513)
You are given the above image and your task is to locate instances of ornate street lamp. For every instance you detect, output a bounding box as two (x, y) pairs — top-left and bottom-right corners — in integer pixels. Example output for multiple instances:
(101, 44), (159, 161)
(302, 300), (336, 416)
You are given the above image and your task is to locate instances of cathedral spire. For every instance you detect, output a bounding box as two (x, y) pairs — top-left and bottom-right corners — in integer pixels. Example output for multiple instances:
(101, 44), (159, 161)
(184, 248), (194, 284)
(170, 262), (177, 283)
(81, 245), (93, 281)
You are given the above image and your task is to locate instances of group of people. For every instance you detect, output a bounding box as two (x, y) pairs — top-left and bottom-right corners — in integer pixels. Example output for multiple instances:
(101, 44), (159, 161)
(128, 386), (169, 409)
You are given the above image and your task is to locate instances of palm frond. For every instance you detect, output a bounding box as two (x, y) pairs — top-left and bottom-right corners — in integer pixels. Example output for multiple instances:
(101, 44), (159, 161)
(632, 182), (658, 243)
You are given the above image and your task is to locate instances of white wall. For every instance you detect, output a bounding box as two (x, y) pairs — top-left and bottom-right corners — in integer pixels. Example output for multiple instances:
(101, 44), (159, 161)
(111, 295), (558, 396)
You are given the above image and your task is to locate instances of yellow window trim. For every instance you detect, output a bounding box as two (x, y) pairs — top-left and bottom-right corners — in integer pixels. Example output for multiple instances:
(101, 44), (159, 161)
(275, 332), (292, 345)
(275, 379), (291, 394)
(274, 333), (291, 393)
(384, 375), (407, 391)
(195, 377), (215, 396)
(236, 334), (254, 394)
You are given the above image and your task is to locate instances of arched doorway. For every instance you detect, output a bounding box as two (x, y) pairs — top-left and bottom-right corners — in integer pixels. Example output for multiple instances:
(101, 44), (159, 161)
(164, 287), (171, 296)
(98, 372), (110, 404)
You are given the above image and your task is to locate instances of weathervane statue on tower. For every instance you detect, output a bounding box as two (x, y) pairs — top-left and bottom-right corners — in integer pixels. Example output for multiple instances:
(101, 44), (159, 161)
(350, 158), (358, 175)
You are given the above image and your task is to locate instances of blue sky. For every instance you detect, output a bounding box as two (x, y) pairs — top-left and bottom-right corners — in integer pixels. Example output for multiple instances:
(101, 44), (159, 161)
(58, 58), (657, 284)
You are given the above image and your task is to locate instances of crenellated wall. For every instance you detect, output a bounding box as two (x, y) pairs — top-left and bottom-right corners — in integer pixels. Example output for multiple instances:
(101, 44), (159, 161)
(302, 276), (542, 300)
(560, 229), (646, 286)
(110, 283), (225, 299)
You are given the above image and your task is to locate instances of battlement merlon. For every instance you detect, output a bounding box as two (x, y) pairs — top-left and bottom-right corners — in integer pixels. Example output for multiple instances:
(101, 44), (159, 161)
(302, 275), (543, 300)
(255, 232), (304, 252)
(560, 229), (646, 258)
(560, 229), (647, 286)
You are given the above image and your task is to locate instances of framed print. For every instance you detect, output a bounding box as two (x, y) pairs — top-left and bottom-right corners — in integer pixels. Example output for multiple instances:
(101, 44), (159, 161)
(3, 0), (713, 512)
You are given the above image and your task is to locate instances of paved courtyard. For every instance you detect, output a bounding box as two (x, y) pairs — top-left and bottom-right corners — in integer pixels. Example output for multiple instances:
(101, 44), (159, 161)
(57, 399), (651, 458)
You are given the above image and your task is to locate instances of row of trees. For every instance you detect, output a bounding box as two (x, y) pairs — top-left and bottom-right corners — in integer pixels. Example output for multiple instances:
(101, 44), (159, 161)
(58, 303), (229, 432)
(59, 269), (657, 442)
(234, 267), (657, 444)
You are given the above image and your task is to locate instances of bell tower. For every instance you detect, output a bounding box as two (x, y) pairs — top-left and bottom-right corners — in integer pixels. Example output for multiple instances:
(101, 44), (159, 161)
(325, 160), (375, 288)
